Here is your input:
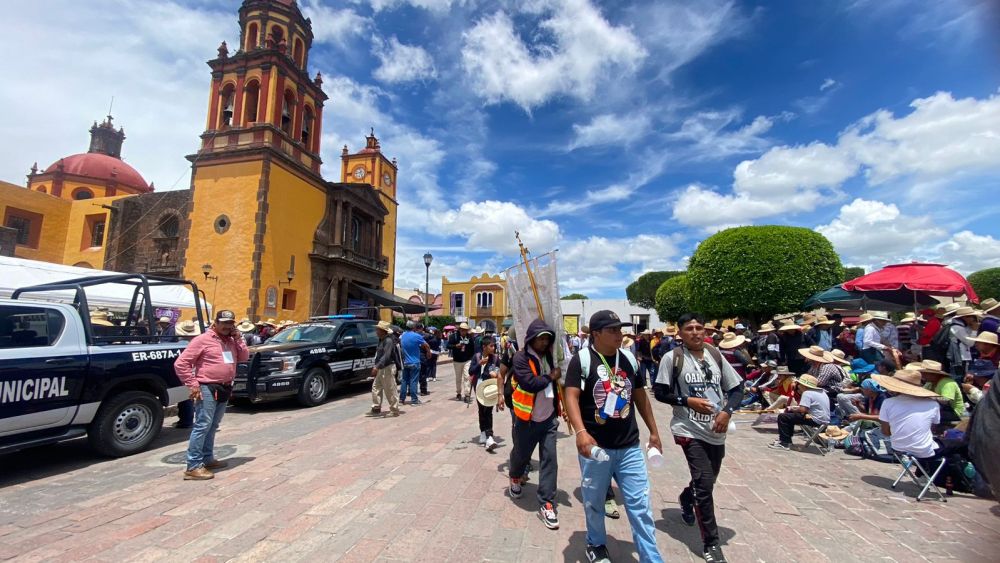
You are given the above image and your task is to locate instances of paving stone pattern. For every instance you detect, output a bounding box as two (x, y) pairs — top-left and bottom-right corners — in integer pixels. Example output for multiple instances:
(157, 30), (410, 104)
(1, 364), (997, 562)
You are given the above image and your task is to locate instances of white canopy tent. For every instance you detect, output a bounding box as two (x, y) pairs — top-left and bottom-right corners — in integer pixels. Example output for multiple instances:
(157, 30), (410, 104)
(0, 256), (209, 311)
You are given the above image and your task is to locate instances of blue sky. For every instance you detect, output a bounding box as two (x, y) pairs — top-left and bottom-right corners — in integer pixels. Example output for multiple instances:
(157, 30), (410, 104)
(2, 0), (999, 298)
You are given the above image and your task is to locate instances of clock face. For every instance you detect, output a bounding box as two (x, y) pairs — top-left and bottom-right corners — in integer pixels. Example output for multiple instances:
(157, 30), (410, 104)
(382, 173), (392, 187)
(353, 167), (366, 180)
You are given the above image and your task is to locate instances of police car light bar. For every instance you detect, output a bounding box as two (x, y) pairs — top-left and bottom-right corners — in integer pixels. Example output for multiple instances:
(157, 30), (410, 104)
(308, 314), (356, 320)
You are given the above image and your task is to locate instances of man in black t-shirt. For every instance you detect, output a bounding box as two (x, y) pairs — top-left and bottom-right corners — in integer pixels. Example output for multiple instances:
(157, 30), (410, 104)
(564, 310), (664, 563)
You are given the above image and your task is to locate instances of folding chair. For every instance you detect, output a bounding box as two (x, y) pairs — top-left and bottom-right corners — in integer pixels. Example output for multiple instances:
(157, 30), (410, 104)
(799, 423), (830, 456)
(890, 450), (947, 502)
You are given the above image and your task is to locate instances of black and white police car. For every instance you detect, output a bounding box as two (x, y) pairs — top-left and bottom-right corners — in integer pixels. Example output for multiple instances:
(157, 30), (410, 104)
(234, 315), (381, 407)
(0, 273), (207, 457)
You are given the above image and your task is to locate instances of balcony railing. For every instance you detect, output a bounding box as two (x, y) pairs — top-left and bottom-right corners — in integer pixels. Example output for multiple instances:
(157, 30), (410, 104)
(476, 306), (494, 317)
(323, 245), (389, 273)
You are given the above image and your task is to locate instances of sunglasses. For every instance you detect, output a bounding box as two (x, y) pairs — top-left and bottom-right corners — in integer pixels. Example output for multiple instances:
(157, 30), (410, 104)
(699, 359), (715, 383)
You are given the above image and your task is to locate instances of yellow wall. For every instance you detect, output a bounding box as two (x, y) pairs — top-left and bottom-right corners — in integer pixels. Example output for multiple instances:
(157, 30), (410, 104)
(62, 195), (119, 267)
(441, 273), (510, 326)
(183, 161), (264, 316)
(342, 152), (398, 291)
(259, 162), (325, 321)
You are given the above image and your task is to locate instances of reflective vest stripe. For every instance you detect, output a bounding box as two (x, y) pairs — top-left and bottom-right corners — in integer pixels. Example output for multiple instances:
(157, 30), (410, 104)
(511, 359), (537, 421)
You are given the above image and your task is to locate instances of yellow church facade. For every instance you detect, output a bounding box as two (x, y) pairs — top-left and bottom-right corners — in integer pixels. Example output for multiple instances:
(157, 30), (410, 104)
(441, 273), (511, 332)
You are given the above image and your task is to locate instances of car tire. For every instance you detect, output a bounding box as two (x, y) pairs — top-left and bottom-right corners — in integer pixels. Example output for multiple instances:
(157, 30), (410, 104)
(87, 390), (164, 457)
(298, 368), (329, 407)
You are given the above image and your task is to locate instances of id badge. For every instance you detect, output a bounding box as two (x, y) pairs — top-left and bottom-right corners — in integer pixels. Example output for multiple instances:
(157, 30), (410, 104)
(544, 382), (554, 399)
(222, 350), (234, 364)
(603, 392), (619, 417)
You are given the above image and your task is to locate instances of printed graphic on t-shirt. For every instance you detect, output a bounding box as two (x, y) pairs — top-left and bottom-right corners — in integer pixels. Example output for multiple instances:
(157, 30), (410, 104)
(682, 370), (722, 423)
(593, 363), (632, 424)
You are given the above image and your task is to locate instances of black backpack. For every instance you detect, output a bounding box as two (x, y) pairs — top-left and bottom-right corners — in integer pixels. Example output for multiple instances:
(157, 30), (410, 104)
(927, 319), (953, 368)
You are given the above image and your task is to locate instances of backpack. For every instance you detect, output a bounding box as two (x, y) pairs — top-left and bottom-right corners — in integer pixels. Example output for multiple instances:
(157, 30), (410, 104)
(578, 347), (639, 391)
(666, 344), (726, 397)
(928, 319), (953, 368)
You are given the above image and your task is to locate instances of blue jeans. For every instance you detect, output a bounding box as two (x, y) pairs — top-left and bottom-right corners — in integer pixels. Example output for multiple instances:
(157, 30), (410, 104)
(579, 445), (662, 562)
(186, 384), (227, 470)
(400, 364), (420, 402)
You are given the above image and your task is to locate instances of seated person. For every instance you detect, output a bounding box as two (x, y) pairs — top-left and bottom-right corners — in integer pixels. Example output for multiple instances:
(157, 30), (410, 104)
(843, 379), (886, 423)
(768, 374), (830, 451)
(836, 359), (877, 416)
(916, 360), (963, 428)
(873, 369), (941, 462)
(754, 365), (796, 411)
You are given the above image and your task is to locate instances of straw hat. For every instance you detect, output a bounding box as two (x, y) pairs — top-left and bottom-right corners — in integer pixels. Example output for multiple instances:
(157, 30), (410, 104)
(156, 316), (172, 324)
(458, 322), (470, 330)
(830, 348), (851, 365)
(704, 323), (719, 333)
(798, 345), (833, 364)
(665, 325), (678, 336)
(472, 326), (485, 335)
(758, 322), (776, 333)
(819, 426), (850, 440)
(971, 331), (999, 347)
(376, 320), (393, 333)
(264, 318), (277, 327)
(858, 313), (874, 323)
(777, 322), (801, 332)
(869, 312), (890, 322)
(622, 336), (634, 348)
(175, 320), (200, 336)
(476, 378), (500, 407)
(915, 359), (949, 377)
(952, 306), (978, 319)
(943, 303), (963, 316)
(872, 369), (941, 398)
(980, 298), (1000, 315)
(775, 365), (795, 376)
(640, 329), (652, 336)
(899, 312), (918, 324)
(795, 374), (821, 390)
(719, 332), (746, 349)
(90, 311), (114, 327)
(815, 315), (835, 326)
(237, 320), (256, 332)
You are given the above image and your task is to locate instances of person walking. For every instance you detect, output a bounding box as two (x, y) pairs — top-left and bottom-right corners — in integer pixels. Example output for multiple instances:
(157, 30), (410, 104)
(565, 310), (663, 563)
(448, 322), (476, 402)
(507, 318), (563, 531)
(653, 313), (743, 563)
(370, 320), (400, 416)
(174, 310), (249, 480)
(400, 321), (430, 405)
(470, 337), (502, 452)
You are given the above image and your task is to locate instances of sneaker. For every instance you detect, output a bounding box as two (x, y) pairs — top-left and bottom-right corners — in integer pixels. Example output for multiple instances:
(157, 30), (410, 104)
(456, 393), (462, 400)
(410, 399), (422, 405)
(390, 408), (400, 417)
(478, 431), (488, 445)
(183, 467), (214, 480)
(585, 544), (611, 563)
(539, 502), (559, 529)
(172, 421), (192, 429)
(370, 406), (381, 414)
(420, 391), (429, 396)
(204, 459), (228, 470)
(679, 494), (695, 526)
(508, 479), (523, 499)
(703, 544), (727, 563)
(485, 436), (497, 452)
(604, 500), (620, 519)
(767, 440), (791, 451)
(464, 395), (471, 404)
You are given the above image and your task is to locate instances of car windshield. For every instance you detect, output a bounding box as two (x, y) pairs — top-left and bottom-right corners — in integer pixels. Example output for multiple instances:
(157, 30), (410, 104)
(265, 323), (338, 344)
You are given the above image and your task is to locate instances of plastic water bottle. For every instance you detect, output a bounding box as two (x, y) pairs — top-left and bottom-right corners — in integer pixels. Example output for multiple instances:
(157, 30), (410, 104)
(590, 446), (610, 462)
(647, 446), (664, 468)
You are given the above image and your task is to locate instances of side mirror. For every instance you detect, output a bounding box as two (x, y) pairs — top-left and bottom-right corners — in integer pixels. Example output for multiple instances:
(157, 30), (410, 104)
(340, 335), (356, 347)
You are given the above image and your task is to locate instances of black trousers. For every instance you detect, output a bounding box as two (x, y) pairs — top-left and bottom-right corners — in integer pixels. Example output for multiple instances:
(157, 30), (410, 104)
(419, 362), (429, 393)
(509, 416), (558, 507)
(478, 402), (494, 436)
(678, 437), (725, 548)
(777, 411), (818, 444)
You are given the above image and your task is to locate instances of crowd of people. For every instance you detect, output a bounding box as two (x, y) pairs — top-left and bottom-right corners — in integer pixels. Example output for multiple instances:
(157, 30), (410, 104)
(163, 300), (999, 563)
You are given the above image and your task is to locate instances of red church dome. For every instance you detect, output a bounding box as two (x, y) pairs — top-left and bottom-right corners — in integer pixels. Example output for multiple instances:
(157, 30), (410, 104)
(44, 153), (151, 193)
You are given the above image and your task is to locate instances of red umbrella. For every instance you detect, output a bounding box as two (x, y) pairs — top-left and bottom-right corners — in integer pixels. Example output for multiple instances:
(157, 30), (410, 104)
(842, 262), (979, 303)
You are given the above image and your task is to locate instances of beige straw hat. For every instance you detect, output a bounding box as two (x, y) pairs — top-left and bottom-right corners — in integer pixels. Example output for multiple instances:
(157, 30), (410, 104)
(798, 345), (834, 364)
(872, 370), (941, 398)
(719, 333), (747, 349)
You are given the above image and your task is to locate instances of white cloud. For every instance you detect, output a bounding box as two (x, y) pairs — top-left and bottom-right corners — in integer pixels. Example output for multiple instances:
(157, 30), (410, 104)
(558, 234), (685, 294)
(301, 1), (370, 46)
(461, 1), (646, 111)
(539, 151), (668, 216)
(669, 109), (784, 161)
(672, 90), (1000, 231)
(815, 198), (945, 266)
(568, 113), (651, 151)
(354, 0), (460, 12)
(372, 37), (437, 84)
(819, 78), (838, 92)
(931, 231), (1000, 274)
(430, 200), (561, 255)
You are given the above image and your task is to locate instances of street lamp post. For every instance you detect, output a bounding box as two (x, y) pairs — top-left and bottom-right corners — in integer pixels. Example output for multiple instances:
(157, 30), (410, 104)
(423, 253), (433, 325)
(201, 263), (219, 317)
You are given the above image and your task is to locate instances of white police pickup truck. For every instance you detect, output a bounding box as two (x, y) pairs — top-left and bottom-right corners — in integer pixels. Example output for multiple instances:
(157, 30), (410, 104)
(0, 273), (208, 457)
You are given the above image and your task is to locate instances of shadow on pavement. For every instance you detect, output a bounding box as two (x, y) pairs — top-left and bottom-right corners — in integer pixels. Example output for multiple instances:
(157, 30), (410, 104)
(561, 530), (634, 563)
(657, 507), (735, 556)
(226, 381), (371, 414)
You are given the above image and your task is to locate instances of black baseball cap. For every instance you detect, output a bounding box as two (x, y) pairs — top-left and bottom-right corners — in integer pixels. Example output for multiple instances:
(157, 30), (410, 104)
(215, 310), (237, 323)
(589, 310), (632, 331)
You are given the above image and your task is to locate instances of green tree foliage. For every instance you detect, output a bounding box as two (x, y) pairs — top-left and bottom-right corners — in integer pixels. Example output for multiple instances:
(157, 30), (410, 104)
(561, 293), (589, 300)
(969, 267), (1000, 301)
(626, 271), (684, 309)
(654, 274), (692, 323)
(392, 315), (456, 331)
(842, 266), (866, 282)
(687, 226), (843, 323)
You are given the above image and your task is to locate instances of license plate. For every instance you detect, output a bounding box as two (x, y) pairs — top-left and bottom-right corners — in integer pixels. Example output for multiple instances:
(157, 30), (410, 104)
(233, 383), (246, 392)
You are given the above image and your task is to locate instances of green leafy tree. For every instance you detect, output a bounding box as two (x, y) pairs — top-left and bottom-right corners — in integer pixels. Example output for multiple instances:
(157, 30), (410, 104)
(561, 293), (589, 300)
(392, 315), (456, 331)
(626, 271), (684, 309)
(654, 274), (692, 323)
(687, 226), (843, 323)
(969, 267), (1000, 301)
(842, 266), (865, 282)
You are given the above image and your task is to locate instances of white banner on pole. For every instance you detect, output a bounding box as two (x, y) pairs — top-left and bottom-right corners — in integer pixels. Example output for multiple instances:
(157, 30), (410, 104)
(503, 251), (570, 367)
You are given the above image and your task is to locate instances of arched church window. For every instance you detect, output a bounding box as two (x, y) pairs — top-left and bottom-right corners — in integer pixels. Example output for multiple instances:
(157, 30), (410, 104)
(270, 25), (284, 46)
(73, 188), (93, 200)
(244, 81), (260, 123)
(301, 106), (313, 146)
(293, 38), (304, 68)
(37, 185), (47, 194)
(281, 90), (295, 135)
(220, 84), (235, 128)
(158, 214), (179, 238)
(246, 22), (258, 51)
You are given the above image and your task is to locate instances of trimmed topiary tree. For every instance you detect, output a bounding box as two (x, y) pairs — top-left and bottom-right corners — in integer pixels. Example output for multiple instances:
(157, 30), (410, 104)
(561, 293), (589, 300)
(969, 267), (1000, 301)
(687, 226), (843, 323)
(626, 271), (684, 309)
(842, 266), (865, 282)
(654, 274), (692, 323)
